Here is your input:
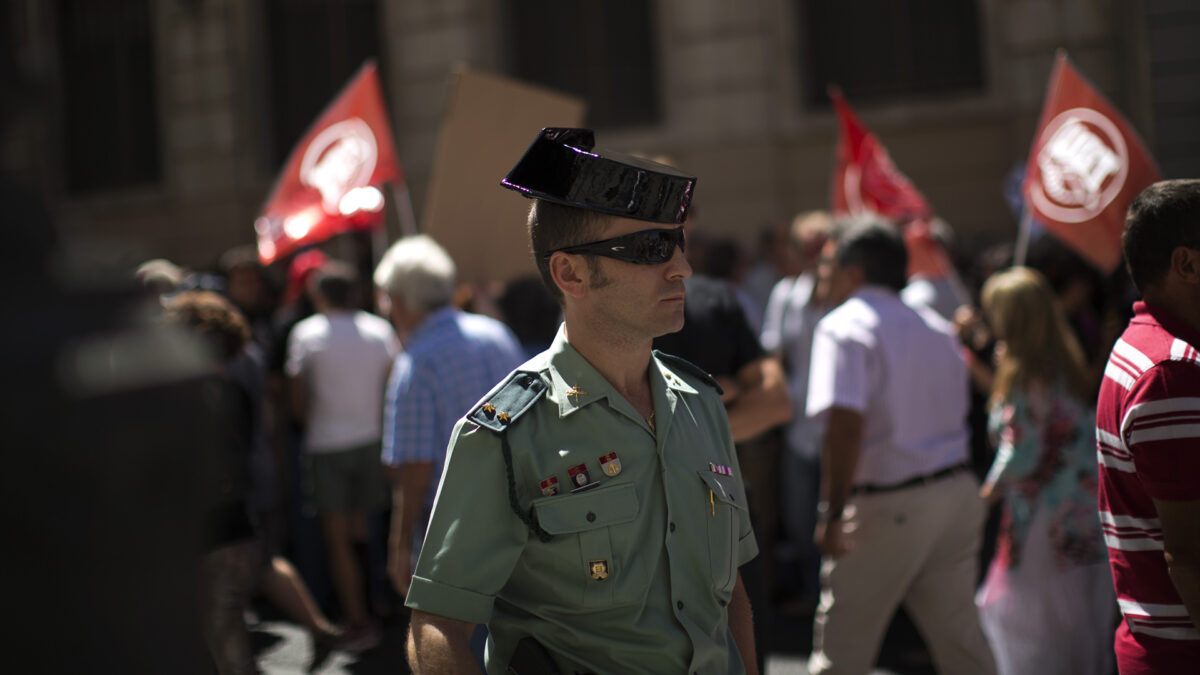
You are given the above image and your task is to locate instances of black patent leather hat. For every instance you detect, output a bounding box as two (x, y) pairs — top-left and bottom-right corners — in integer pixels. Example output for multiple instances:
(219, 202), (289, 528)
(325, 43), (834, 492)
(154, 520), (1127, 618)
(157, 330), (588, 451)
(501, 128), (695, 224)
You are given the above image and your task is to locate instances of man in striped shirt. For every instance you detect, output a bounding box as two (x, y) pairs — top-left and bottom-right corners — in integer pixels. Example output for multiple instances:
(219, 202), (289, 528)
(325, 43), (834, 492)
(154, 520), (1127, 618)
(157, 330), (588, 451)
(1097, 179), (1200, 674)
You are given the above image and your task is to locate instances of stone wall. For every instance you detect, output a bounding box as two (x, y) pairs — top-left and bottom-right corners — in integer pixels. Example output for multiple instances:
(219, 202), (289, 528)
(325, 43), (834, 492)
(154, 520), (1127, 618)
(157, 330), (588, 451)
(13, 0), (1162, 274)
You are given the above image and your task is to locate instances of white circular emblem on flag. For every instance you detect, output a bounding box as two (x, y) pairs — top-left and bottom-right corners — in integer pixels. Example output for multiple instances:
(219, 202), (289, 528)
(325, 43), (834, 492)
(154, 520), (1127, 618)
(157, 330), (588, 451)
(300, 118), (378, 215)
(1030, 107), (1128, 223)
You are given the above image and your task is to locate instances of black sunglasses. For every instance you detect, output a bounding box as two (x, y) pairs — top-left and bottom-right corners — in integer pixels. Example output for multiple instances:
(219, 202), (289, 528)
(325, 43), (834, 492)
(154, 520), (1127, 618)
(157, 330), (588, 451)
(546, 227), (686, 265)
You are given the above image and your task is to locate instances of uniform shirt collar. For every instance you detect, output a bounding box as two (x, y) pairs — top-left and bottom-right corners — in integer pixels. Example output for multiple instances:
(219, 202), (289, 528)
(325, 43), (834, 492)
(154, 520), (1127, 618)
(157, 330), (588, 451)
(541, 325), (698, 420)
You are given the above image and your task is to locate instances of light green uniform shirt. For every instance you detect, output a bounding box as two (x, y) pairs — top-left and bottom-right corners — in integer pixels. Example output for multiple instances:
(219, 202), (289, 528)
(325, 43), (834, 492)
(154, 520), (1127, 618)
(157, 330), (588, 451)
(406, 328), (758, 674)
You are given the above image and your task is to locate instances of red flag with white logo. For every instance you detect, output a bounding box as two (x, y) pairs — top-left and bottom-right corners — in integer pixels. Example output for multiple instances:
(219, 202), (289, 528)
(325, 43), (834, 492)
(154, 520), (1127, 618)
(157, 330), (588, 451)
(255, 60), (402, 265)
(829, 88), (951, 278)
(1022, 52), (1161, 273)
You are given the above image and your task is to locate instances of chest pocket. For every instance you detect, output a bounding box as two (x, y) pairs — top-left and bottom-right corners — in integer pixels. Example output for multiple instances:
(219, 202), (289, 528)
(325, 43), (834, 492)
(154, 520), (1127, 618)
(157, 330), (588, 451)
(532, 482), (642, 608)
(698, 471), (746, 592)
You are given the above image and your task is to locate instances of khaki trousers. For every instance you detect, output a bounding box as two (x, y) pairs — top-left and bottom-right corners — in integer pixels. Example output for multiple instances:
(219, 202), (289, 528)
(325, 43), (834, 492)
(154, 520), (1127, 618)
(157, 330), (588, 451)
(809, 471), (997, 675)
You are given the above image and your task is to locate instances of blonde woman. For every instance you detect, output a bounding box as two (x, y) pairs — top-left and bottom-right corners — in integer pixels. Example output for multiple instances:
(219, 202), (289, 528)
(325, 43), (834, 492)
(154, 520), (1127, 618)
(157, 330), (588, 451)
(974, 267), (1114, 675)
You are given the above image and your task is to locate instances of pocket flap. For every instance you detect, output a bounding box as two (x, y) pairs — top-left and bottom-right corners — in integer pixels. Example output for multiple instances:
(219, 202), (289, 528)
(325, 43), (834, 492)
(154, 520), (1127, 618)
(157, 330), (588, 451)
(533, 483), (639, 535)
(698, 471), (746, 509)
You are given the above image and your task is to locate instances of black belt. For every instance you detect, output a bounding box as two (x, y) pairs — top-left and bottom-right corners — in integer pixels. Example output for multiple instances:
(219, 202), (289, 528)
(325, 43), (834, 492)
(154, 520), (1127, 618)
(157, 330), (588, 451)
(850, 463), (969, 496)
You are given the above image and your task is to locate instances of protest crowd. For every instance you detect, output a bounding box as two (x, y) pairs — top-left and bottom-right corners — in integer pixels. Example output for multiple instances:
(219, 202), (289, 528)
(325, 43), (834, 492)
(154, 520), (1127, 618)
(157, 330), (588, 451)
(8, 10), (1200, 675)
(121, 120), (1198, 675)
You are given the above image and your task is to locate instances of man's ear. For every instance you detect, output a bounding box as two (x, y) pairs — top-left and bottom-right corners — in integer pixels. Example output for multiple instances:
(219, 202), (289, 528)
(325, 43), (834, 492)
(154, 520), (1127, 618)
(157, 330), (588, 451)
(550, 252), (589, 299)
(1171, 246), (1200, 285)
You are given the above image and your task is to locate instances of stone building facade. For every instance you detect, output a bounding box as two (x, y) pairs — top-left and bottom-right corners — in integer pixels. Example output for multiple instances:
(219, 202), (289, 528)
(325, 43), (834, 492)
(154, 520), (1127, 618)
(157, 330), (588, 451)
(3, 0), (1198, 276)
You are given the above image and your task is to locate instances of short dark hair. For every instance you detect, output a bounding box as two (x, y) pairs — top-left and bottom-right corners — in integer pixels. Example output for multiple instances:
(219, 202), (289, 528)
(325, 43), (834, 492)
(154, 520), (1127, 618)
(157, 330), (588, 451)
(835, 221), (908, 292)
(1123, 179), (1200, 294)
(527, 200), (609, 301)
(311, 261), (358, 309)
(164, 290), (250, 360)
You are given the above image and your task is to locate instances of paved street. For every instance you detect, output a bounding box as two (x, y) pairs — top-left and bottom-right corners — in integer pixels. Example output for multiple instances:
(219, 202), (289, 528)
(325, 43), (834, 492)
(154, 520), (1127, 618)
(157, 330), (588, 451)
(249, 604), (936, 675)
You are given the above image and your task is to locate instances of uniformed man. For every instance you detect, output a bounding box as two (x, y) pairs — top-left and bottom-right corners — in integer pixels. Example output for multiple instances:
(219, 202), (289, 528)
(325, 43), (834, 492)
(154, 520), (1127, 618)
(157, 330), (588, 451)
(404, 128), (760, 675)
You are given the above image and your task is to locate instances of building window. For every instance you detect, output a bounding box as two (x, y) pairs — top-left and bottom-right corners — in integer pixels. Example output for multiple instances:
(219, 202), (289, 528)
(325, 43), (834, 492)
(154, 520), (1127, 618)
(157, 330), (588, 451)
(59, 0), (161, 194)
(504, 0), (660, 129)
(799, 0), (985, 107)
(265, 0), (382, 168)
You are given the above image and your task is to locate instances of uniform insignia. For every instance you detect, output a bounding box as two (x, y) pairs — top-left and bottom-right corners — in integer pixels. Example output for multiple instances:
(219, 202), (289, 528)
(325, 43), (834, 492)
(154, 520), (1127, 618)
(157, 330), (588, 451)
(567, 463), (591, 488)
(599, 452), (622, 477)
(566, 385), (587, 403)
(467, 371), (547, 433)
(539, 476), (560, 496)
(588, 559), (609, 581)
(653, 350), (724, 395)
(709, 462), (733, 476)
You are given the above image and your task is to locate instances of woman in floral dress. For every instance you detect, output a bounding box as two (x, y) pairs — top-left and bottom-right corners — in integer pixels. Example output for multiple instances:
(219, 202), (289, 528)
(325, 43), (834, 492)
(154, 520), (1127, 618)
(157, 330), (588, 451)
(974, 267), (1114, 675)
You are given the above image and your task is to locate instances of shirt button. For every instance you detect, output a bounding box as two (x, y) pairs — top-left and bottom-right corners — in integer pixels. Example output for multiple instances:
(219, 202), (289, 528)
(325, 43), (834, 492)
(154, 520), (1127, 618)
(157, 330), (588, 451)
(676, 600), (684, 610)
(586, 512), (596, 523)
(669, 522), (676, 532)
(719, 599), (726, 607)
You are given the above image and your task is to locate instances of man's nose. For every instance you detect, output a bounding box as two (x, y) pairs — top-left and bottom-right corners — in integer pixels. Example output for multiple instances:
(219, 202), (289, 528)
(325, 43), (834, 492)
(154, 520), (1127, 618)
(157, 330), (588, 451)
(665, 244), (692, 280)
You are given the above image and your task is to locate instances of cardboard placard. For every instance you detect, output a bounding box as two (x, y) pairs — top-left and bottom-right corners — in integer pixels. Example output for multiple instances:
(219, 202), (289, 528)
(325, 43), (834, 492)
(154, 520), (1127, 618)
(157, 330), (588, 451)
(422, 68), (585, 284)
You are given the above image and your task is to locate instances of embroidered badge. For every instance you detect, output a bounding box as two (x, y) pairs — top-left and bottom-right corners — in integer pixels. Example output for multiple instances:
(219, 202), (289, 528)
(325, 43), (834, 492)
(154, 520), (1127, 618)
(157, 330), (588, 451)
(599, 452), (622, 477)
(709, 462), (733, 476)
(539, 476), (559, 496)
(567, 463), (591, 488)
(588, 559), (609, 581)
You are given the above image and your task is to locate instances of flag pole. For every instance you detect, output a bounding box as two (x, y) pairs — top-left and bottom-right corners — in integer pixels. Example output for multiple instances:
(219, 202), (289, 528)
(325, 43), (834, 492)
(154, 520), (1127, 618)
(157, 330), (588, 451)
(1014, 208), (1033, 267)
(392, 183), (419, 237)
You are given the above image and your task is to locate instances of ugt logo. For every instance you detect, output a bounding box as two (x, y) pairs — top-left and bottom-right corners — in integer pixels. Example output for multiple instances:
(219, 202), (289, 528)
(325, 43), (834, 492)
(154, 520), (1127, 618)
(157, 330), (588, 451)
(1030, 108), (1128, 223)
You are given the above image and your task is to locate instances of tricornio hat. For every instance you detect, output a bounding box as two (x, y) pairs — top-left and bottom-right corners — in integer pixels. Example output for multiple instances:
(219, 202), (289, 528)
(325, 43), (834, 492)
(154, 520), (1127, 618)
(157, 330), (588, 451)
(501, 128), (695, 224)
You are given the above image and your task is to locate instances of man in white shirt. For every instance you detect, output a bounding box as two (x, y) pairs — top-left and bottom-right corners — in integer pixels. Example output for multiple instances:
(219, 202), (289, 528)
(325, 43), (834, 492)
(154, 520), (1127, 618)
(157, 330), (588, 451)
(805, 222), (995, 675)
(286, 260), (399, 648)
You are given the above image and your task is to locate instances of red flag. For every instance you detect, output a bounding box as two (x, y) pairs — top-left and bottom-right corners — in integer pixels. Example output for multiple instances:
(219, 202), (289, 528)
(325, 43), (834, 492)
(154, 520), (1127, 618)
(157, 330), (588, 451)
(255, 61), (402, 265)
(829, 88), (950, 278)
(1022, 52), (1161, 273)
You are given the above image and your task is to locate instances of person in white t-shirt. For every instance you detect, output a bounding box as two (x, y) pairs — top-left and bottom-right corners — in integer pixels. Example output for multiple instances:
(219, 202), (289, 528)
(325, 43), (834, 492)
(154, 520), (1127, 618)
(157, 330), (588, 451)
(286, 260), (399, 649)
(805, 222), (996, 675)
(759, 210), (833, 613)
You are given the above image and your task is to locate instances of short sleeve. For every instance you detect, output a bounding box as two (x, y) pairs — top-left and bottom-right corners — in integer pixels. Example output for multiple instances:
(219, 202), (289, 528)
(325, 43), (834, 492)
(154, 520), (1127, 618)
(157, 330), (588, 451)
(404, 420), (529, 623)
(759, 278), (793, 353)
(283, 329), (306, 378)
(806, 321), (869, 418)
(1123, 361), (1200, 501)
(984, 390), (1044, 487)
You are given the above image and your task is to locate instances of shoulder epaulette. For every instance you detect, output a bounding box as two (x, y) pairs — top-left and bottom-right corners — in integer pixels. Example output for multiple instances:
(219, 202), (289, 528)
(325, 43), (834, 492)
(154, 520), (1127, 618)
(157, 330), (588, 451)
(653, 350), (724, 396)
(468, 370), (547, 432)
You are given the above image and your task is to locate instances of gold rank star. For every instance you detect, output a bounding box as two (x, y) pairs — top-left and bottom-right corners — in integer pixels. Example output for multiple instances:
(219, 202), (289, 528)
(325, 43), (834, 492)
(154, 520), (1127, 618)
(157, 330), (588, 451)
(566, 385), (587, 404)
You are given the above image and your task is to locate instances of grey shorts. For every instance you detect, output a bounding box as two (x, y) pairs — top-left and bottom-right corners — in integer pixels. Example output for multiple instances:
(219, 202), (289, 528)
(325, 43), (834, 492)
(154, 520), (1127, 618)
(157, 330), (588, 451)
(304, 440), (388, 515)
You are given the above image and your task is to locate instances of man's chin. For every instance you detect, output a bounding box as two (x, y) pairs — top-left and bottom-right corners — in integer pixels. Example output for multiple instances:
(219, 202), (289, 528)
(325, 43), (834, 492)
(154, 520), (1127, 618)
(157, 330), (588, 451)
(653, 315), (687, 338)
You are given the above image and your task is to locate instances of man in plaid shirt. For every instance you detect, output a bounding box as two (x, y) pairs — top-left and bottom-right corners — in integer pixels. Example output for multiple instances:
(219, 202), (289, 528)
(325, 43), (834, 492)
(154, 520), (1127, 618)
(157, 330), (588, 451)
(374, 235), (525, 596)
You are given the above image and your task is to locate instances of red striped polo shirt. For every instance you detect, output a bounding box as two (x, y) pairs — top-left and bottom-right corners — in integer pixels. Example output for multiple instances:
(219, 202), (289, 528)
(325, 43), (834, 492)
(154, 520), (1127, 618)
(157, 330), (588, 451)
(1097, 301), (1200, 674)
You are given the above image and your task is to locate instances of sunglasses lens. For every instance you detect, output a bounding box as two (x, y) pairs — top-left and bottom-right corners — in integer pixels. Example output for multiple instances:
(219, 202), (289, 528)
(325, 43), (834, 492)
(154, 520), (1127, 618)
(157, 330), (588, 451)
(635, 229), (683, 264)
(551, 227), (685, 265)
